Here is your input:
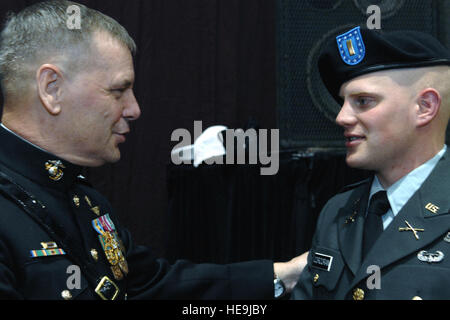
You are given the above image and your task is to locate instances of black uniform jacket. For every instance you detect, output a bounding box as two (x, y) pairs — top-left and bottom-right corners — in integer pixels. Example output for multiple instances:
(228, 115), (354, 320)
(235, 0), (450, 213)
(0, 126), (273, 300)
(292, 149), (450, 300)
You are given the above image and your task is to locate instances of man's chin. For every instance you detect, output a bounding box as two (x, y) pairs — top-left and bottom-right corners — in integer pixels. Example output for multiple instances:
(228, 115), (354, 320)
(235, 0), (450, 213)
(91, 151), (121, 167)
(345, 153), (366, 169)
(107, 151), (121, 164)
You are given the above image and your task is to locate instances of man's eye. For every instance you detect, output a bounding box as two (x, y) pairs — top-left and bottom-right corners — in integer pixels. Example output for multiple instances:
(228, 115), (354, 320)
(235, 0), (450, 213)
(111, 88), (126, 97)
(356, 97), (373, 106)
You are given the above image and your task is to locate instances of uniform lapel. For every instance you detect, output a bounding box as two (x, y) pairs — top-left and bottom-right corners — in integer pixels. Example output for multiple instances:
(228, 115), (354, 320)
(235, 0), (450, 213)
(351, 150), (450, 288)
(337, 179), (371, 276)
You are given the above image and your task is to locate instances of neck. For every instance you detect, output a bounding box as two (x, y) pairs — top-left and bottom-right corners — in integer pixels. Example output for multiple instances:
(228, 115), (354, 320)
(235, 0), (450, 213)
(376, 142), (444, 188)
(2, 109), (50, 147)
(2, 111), (104, 168)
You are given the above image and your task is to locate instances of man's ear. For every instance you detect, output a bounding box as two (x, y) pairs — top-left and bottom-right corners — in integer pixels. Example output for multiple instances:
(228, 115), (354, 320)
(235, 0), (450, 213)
(416, 88), (441, 127)
(36, 64), (63, 115)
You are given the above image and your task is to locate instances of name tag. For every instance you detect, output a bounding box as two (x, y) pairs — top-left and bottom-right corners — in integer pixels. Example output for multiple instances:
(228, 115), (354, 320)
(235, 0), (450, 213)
(312, 252), (333, 271)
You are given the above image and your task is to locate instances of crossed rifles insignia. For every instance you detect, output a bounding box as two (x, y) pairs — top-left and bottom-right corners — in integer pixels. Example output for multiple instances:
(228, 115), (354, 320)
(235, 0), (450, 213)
(398, 220), (424, 240)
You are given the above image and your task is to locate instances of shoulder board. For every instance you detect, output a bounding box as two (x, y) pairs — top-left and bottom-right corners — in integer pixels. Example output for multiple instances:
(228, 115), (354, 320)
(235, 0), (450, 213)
(337, 177), (373, 194)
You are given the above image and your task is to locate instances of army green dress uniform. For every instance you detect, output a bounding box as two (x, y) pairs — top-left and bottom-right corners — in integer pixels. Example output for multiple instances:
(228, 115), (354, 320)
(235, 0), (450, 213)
(293, 152), (450, 299)
(292, 27), (450, 300)
(0, 125), (273, 300)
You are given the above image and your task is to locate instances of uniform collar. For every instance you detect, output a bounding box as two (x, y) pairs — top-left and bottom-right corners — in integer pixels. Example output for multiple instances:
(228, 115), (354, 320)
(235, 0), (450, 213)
(0, 123), (82, 190)
(369, 145), (447, 227)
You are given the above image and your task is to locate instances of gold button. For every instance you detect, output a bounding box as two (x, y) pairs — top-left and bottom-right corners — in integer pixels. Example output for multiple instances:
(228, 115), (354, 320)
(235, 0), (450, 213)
(73, 195), (80, 207)
(353, 288), (365, 300)
(313, 274), (319, 283)
(90, 249), (99, 261)
(412, 296), (422, 300)
(61, 290), (72, 300)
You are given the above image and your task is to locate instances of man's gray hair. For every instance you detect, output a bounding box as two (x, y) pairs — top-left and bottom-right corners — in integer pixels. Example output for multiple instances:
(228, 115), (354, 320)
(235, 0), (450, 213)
(0, 0), (136, 99)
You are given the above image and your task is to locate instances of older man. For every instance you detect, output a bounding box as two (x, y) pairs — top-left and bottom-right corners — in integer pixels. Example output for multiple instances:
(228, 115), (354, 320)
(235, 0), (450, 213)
(292, 26), (450, 300)
(0, 0), (305, 300)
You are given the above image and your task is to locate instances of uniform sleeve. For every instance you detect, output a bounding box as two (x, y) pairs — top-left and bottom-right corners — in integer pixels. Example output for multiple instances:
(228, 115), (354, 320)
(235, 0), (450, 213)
(119, 229), (274, 300)
(290, 253), (314, 299)
(0, 239), (23, 299)
(290, 199), (334, 300)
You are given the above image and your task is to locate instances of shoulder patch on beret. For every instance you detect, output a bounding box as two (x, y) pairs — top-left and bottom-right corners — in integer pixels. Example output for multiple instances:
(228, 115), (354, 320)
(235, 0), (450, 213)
(336, 26), (366, 66)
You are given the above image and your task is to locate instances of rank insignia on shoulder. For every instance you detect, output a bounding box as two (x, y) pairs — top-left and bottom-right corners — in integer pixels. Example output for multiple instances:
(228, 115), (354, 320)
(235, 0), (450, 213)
(417, 250), (444, 263)
(336, 26), (366, 66)
(92, 214), (128, 280)
(30, 242), (66, 258)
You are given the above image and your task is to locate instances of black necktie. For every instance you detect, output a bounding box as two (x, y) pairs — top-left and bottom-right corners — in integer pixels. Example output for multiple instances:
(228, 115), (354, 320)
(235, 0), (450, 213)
(363, 191), (390, 258)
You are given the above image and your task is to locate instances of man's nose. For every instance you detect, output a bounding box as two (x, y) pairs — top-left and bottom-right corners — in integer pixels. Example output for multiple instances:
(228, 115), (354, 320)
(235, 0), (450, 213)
(123, 91), (141, 121)
(335, 100), (355, 128)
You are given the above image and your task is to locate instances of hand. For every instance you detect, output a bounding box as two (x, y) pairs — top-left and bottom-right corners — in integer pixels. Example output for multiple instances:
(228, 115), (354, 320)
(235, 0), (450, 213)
(273, 251), (309, 293)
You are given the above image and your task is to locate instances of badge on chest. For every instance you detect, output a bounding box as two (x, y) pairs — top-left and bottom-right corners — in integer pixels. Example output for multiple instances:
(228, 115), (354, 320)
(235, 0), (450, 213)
(92, 214), (129, 280)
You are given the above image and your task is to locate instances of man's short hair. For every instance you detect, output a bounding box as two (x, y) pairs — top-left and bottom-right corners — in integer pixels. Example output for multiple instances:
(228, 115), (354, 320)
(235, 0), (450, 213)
(0, 0), (136, 99)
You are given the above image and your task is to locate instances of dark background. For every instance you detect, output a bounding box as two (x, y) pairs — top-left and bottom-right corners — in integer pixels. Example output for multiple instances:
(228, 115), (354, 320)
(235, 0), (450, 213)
(0, 0), (280, 259)
(0, 0), (448, 263)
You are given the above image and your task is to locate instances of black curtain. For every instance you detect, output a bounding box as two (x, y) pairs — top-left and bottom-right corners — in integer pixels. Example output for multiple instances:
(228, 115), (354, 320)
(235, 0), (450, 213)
(166, 153), (370, 264)
(88, 0), (279, 258)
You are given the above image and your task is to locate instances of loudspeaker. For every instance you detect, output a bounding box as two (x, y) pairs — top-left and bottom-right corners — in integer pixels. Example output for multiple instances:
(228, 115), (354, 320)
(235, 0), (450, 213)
(276, 0), (450, 149)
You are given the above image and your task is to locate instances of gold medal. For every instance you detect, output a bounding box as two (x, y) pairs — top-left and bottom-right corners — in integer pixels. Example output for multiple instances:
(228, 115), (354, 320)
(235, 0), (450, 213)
(93, 214), (129, 280)
(110, 265), (124, 281)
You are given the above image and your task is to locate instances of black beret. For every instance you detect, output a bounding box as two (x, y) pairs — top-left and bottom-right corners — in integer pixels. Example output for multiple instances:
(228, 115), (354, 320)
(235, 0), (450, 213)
(318, 26), (450, 104)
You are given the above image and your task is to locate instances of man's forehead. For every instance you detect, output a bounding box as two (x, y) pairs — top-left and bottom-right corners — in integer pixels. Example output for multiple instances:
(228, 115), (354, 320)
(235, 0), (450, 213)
(339, 72), (386, 97)
(339, 68), (415, 97)
(85, 31), (135, 82)
(90, 31), (133, 63)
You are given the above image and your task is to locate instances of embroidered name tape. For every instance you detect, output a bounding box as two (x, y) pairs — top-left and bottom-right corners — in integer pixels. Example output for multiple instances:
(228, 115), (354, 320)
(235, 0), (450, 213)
(312, 252), (334, 271)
